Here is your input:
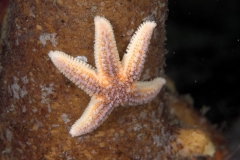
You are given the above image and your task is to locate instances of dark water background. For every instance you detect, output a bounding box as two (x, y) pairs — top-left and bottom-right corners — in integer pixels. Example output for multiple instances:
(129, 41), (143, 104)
(166, 0), (240, 158)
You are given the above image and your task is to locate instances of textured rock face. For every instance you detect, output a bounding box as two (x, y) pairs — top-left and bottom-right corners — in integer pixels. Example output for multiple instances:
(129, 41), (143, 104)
(0, 0), (226, 159)
(0, 0), (170, 159)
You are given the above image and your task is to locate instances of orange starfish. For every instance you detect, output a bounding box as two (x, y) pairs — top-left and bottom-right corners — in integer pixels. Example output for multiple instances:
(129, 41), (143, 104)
(49, 16), (165, 137)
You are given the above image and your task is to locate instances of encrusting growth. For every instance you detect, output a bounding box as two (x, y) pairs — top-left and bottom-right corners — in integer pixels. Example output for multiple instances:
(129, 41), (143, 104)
(49, 16), (165, 137)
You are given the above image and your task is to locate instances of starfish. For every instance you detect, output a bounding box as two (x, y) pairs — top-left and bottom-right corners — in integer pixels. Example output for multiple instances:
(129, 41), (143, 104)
(49, 16), (166, 137)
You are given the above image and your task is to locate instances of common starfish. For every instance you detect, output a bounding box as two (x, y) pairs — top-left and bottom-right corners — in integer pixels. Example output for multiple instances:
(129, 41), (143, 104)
(49, 16), (166, 137)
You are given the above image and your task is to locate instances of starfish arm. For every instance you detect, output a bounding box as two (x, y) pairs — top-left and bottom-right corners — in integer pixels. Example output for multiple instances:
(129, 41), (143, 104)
(49, 51), (101, 96)
(94, 16), (122, 79)
(69, 96), (115, 137)
(129, 77), (166, 105)
(122, 21), (157, 82)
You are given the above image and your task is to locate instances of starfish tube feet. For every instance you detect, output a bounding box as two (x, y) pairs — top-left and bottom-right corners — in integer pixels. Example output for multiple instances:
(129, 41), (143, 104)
(122, 21), (157, 82)
(69, 97), (115, 137)
(94, 16), (121, 78)
(131, 78), (166, 105)
(49, 50), (100, 96)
